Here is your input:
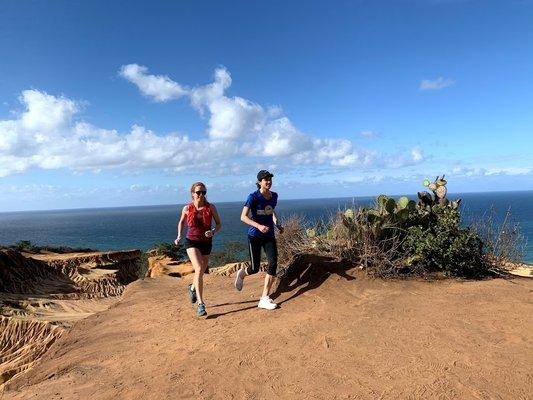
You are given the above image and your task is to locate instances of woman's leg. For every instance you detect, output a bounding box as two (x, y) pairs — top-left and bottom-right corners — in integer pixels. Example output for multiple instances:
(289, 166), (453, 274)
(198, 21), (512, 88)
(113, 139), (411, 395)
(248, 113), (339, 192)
(246, 236), (262, 275)
(202, 255), (209, 282)
(187, 248), (206, 304)
(202, 255), (209, 274)
(261, 238), (278, 298)
(236, 236), (260, 291)
(262, 274), (275, 298)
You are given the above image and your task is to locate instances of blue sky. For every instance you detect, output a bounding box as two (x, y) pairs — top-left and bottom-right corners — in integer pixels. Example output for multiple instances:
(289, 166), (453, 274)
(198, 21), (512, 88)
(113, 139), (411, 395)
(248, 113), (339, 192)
(0, 0), (532, 211)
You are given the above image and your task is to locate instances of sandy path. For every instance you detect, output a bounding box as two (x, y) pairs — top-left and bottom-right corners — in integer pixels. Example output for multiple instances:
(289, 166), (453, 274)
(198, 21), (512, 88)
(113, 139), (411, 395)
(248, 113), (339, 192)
(3, 270), (532, 399)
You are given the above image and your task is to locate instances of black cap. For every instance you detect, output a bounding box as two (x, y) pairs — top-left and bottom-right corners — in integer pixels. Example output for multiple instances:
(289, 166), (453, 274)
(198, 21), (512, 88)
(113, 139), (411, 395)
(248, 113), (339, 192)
(257, 170), (274, 181)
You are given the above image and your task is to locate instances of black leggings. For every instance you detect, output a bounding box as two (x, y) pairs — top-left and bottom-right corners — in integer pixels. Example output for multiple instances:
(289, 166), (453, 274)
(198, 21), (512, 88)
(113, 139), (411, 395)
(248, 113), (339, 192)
(246, 235), (278, 276)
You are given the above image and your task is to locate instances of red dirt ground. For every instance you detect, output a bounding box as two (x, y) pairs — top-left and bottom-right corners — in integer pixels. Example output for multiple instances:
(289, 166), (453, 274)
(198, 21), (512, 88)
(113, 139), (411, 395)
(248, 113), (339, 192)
(3, 268), (532, 400)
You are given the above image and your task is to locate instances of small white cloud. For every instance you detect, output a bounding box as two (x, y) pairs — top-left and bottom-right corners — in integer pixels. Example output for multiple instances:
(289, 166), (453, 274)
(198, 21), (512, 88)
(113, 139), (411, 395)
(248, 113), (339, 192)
(484, 167), (532, 176)
(383, 147), (425, 169)
(451, 166), (485, 176)
(419, 77), (455, 91)
(451, 165), (533, 177)
(120, 64), (188, 102)
(411, 146), (424, 163)
(360, 130), (381, 138)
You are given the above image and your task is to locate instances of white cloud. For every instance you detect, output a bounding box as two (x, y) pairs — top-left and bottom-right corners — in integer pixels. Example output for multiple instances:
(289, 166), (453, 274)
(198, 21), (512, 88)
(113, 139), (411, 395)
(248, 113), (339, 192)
(19, 90), (79, 132)
(419, 77), (455, 91)
(451, 165), (533, 177)
(260, 118), (312, 157)
(128, 183), (177, 193)
(359, 130), (381, 138)
(120, 64), (187, 102)
(383, 146), (425, 168)
(207, 96), (265, 140)
(120, 65), (387, 167)
(190, 67), (232, 112)
(452, 166), (486, 177)
(484, 167), (532, 176)
(0, 184), (63, 196)
(0, 91), (237, 177)
(411, 146), (424, 163)
(0, 67), (430, 178)
(315, 139), (376, 167)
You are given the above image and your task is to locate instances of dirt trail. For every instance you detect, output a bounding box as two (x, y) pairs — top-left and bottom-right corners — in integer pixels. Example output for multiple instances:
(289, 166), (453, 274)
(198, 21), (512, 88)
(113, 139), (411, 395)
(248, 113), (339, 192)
(3, 262), (532, 400)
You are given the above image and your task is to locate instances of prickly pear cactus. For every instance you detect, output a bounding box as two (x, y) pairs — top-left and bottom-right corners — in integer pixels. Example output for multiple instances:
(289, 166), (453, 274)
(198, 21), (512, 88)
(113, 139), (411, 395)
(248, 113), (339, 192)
(385, 198), (396, 214)
(419, 174), (461, 212)
(436, 185), (447, 200)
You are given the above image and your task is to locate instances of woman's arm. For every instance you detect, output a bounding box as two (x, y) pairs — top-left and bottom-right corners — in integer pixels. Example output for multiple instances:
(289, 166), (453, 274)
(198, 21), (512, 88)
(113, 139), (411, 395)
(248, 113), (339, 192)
(205, 204), (222, 238)
(273, 211), (284, 234)
(175, 206), (187, 244)
(241, 206), (269, 234)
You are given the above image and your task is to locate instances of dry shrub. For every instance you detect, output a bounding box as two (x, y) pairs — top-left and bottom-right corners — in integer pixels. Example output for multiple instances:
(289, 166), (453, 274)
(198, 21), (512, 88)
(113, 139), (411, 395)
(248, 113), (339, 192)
(276, 214), (313, 267)
(209, 241), (247, 267)
(316, 213), (358, 261)
(472, 207), (525, 273)
(358, 232), (408, 277)
(316, 210), (406, 277)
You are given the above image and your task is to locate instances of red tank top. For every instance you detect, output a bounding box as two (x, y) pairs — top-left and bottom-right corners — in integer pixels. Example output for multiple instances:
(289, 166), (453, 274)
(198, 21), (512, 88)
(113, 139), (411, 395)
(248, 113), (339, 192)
(186, 203), (212, 242)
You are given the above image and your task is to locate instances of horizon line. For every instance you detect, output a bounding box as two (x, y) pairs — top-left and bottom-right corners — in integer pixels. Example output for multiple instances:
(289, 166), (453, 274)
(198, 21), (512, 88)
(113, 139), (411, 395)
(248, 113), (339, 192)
(1, 189), (532, 214)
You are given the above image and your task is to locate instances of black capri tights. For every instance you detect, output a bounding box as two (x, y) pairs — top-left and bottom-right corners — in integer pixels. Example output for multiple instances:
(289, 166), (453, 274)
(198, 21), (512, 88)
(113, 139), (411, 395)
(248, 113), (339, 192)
(246, 235), (278, 276)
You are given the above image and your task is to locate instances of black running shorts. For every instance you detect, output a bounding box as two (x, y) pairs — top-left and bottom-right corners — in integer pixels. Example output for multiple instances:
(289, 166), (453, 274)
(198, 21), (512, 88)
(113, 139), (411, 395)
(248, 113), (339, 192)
(184, 238), (213, 256)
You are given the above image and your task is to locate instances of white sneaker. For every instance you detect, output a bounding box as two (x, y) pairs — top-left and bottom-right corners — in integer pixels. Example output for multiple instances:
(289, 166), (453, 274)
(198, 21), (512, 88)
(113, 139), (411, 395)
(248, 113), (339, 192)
(234, 268), (245, 291)
(258, 296), (277, 310)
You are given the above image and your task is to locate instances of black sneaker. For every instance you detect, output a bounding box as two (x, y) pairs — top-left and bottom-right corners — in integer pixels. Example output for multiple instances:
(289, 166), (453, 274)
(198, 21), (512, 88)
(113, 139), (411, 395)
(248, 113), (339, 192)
(188, 284), (197, 304)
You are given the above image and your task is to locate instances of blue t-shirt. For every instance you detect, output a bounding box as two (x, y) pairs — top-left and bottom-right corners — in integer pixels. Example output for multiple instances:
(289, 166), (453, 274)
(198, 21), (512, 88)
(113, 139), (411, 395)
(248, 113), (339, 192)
(244, 190), (278, 238)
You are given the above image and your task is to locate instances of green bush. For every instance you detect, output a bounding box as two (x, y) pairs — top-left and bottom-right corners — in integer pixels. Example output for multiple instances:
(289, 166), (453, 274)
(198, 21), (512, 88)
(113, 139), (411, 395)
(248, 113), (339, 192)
(403, 207), (487, 278)
(14, 240), (37, 252)
(151, 242), (187, 260)
(8, 240), (96, 254)
(137, 252), (150, 279)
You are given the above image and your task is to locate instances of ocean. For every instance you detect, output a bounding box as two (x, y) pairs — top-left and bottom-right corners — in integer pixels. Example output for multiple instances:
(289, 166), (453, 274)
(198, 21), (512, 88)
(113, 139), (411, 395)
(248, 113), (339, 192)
(1, 191), (532, 263)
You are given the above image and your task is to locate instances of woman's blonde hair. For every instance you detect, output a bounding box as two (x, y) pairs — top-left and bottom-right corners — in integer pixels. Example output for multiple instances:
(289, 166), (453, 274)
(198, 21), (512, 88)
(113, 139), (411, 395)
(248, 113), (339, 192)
(190, 182), (206, 194)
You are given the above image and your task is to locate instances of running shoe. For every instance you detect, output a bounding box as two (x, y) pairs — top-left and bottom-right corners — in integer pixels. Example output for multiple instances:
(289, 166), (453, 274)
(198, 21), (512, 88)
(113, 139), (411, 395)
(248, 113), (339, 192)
(187, 284), (197, 304)
(234, 268), (245, 291)
(197, 302), (207, 317)
(257, 296), (277, 310)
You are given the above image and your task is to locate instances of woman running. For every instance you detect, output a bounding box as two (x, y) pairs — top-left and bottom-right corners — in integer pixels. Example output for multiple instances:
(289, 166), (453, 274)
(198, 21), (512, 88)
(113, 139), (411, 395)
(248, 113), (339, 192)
(235, 170), (283, 310)
(175, 182), (221, 317)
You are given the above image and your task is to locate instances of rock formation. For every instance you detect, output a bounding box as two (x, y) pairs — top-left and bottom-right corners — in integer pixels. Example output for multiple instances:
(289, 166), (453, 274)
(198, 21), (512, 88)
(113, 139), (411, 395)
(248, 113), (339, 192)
(0, 249), (143, 386)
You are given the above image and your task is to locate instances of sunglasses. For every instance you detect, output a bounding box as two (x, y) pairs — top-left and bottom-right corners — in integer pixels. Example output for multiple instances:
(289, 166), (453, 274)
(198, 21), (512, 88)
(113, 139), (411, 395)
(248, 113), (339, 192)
(195, 190), (207, 196)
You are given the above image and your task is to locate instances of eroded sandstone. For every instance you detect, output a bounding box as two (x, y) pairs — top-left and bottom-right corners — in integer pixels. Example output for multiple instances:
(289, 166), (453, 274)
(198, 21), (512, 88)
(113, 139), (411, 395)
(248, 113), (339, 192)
(0, 249), (143, 386)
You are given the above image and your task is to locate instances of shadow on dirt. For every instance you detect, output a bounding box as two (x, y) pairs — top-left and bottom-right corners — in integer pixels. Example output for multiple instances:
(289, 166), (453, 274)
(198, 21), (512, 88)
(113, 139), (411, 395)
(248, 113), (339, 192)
(271, 253), (356, 304)
(206, 254), (356, 318)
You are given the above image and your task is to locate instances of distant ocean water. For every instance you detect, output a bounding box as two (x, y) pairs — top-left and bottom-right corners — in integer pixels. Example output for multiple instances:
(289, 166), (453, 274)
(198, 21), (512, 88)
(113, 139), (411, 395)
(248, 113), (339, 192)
(1, 191), (532, 263)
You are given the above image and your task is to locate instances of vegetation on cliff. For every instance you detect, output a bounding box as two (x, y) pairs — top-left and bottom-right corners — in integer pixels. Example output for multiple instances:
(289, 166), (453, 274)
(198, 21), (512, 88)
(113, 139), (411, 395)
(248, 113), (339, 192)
(278, 176), (524, 278)
(2, 241), (97, 254)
